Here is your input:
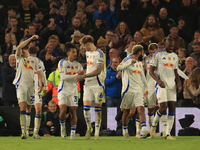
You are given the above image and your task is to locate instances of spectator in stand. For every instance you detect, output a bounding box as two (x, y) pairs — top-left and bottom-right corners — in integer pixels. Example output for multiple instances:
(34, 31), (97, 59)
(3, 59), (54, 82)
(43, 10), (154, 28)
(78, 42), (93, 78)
(4, 6), (27, 29)
(88, 17), (110, 45)
(77, 45), (86, 67)
(41, 18), (65, 44)
(18, 0), (36, 27)
(53, 35), (65, 53)
(34, 9), (47, 31)
(120, 39), (137, 60)
(76, 9), (91, 33)
(105, 30), (118, 49)
(5, 16), (24, 45)
(93, 0), (117, 31)
(2, 54), (18, 106)
(76, 0), (93, 24)
(190, 42), (200, 67)
(22, 23), (44, 52)
(71, 30), (83, 51)
(85, 0), (99, 15)
(133, 31), (148, 51)
(64, 16), (86, 42)
(0, 25), (5, 46)
(32, 17), (44, 36)
(157, 41), (165, 50)
(178, 48), (187, 68)
(187, 30), (200, 56)
(44, 0), (59, 20)
(105, 57), (122, 107)
(177, 16), (191, 46)
(58, 0), (75, 19)
(107, 48), (119, 68)
(96, 36), (110, 61)
(0, 33), (17, 57)
(54, 6), (70, 33)
(157, 7), (175, 36)
(140, 14), (164, 43)
(162, 24), (186, 54)
(113, 21), (132, 55)
(182, 68), (200, 107)
(173, 0), (199, 35)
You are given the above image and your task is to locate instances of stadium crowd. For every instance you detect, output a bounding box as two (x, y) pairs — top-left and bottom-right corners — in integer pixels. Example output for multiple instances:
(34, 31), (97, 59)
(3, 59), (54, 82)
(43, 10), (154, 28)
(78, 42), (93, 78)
(0, 0), (200, 138)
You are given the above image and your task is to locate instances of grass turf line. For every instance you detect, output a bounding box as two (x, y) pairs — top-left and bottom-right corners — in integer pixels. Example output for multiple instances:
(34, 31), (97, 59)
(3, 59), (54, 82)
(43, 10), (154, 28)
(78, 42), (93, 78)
(0, 136), (200, 150)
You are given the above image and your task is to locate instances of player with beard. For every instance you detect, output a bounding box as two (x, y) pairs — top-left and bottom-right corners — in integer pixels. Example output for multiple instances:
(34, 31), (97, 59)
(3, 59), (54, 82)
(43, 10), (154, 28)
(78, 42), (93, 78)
(149, 37), (182, 140)
(140, 14), (164, 43)
(117, 45), (148, 139)
(64, 16), (86, 42)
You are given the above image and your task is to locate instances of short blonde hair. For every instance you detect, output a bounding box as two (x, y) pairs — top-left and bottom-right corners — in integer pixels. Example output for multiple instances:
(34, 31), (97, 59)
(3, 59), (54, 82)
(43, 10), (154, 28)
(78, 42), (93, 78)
(132, 45), (143, 54)
(79, 35), (94, 45)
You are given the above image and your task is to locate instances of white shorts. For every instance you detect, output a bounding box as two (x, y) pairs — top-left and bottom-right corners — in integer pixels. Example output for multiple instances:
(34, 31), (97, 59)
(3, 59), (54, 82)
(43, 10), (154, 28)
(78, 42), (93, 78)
(120, 92), (144, 109)
(58, 93), (78, 106)
(16, 85), (35, 105)
(83, 85), (104, 104)
(146, 90), (157, 108)
(156, 86), (176, 103)
(33, 93), (42, 105)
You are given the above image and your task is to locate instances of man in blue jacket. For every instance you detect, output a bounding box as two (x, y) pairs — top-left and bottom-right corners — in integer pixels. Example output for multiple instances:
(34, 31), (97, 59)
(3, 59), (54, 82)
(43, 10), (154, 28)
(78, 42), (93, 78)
(105, 57), (122, 107)
(93, 0), (117, 31)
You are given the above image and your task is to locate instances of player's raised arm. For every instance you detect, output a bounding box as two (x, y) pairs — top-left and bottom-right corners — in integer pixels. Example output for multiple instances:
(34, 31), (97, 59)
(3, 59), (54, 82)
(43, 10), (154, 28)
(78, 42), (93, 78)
(117, 57), (136, 71)
(16, 35), (39, 56)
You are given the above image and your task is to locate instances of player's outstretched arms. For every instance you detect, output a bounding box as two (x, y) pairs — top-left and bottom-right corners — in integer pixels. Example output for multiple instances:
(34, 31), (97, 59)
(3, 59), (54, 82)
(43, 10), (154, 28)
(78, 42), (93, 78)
(75, 63), (103, 82)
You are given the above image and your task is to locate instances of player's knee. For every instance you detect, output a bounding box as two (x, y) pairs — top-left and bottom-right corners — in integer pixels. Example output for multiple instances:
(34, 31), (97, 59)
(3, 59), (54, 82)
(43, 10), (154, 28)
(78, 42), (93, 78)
(123, 109), (129, 116)
(160, 107), (167, 114)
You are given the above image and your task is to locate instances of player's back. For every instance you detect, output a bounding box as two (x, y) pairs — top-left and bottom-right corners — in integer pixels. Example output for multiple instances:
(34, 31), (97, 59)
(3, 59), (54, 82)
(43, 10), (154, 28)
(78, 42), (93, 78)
(85, 49), (106, 86)
(13, 54), (39, 87)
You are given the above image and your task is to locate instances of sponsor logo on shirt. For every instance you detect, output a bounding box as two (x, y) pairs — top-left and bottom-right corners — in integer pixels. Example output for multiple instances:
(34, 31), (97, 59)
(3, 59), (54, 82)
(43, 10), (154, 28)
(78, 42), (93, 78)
(163, 62), (174, 68)
(67, 71), (76, 75)
(87, 60), (94, 66)
(132, 69), (141, 75)
(24, 60), (33, 70)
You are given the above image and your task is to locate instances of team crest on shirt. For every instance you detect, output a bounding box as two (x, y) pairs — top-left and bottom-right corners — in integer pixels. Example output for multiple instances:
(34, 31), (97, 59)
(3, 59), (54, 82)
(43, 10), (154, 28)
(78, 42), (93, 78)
(93, 55), (95, 59)
(31, 61), (34, 64)
(159, 98), (161, 101)
(173, 57), (175, 61)
(75, 66), (78, 70)
(18, 98), (20, 101)
(139, 65), (141, 68)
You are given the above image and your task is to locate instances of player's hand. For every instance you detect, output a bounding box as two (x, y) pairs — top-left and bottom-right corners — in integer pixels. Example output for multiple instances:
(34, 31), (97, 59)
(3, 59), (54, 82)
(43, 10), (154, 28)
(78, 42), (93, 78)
(178, 82), (182, 93)
(132, 59), (136, 64)
(47, 121), (53, 126)
(185, 79), (191, 87)
(31, 35), (39, 40)
(43, 89), (48, 95)
(75, 75), (85, 82)
(116, 71), (122, 79)
(77, 70), (85, 75)
(143, 91), (148, 98)
(158, 80), (165, 88)
(38, 86), (42, 93)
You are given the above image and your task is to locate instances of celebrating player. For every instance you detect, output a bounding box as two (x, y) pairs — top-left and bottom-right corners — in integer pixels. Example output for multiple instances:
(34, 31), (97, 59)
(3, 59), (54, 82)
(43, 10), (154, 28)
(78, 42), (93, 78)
(13, 35), (43, 139)
(117, 45), (148, 139)
(25, 46), (48, 139)
(75, 35), (106, 140)
(149, 37), (182, 140)
(58, 43), (83, 140)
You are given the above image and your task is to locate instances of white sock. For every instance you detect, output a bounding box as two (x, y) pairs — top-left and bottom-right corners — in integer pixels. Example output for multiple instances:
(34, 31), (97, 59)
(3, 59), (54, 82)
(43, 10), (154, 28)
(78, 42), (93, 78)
(83, 105), (91, 129)
(25, 112), (31, 134)
(152, 110), (162, 127)
(122, 124), (128, 135)
(34, 114), (42, 133)
(148, 113), (154, 127)
(160, 112), (167, 133)
(95, 107), (102, 136)
(59, 118), (66, 133)
(135, 117), (141, 135)
(71, 125), (77, 136)
(141, 122), (147, 135)
(166, 112), (175, 136)
(20, 111), (26, 134)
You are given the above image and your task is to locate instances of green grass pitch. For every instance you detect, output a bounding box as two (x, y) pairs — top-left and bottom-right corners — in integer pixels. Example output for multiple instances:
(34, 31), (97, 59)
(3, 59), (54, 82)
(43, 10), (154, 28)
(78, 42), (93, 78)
(0, 136), (200, 150)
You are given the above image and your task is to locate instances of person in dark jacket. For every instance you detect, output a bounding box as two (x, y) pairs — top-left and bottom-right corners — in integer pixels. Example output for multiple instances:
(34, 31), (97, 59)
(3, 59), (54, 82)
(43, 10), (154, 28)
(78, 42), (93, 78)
(2, 54), (18, 106)
(105, 57), (122, 107)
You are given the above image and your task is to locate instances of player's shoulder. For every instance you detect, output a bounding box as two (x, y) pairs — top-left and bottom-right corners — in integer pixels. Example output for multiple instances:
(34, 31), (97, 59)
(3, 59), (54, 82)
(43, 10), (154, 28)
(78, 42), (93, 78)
(123, 54), (133, 62)
(59, 57), (68, 66)
(172, 52), (178, 57)
(96, 48), (104, 58)
(153, 49), (164, 58)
